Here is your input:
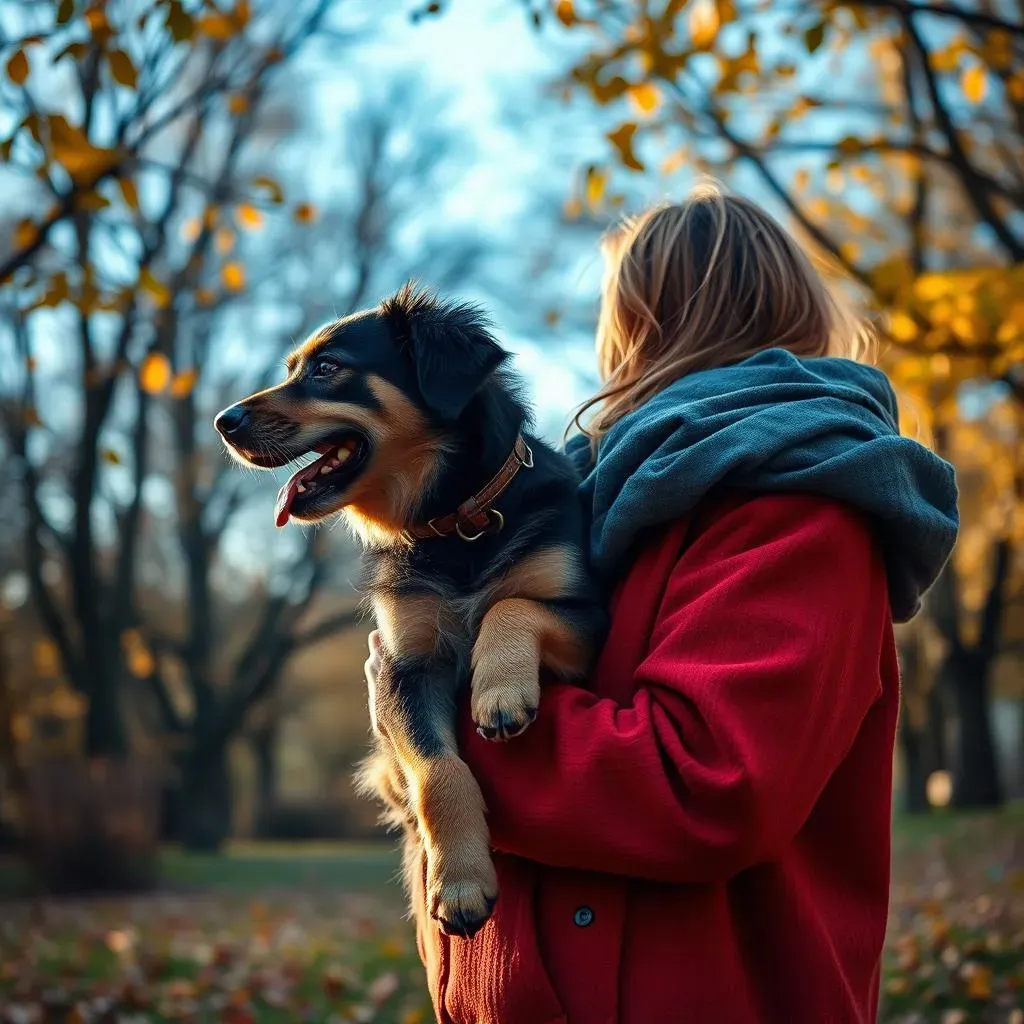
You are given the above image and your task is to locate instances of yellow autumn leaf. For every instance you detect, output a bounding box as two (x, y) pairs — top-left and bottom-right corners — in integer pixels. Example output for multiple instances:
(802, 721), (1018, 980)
(689, 0), (720, 50)
(889, 311), (919, 342)
(195, 287), (216, 307)
(628, 82), (660, 116)
(139, 352), (172, 394)
(962, 64), (987, 104)
(102, 448), (122, 465)
(223, 261), (246, 291)
(139, 268), (171, 308)
(180, 216), (201, 242)
(607, 122), (644, 171)
(228, 94), (249, 115)
(33, 638), (60, 676)
(6, 48), (29, 86)
(127, 643), (155, 678)
(914, 273), (952, 302)
(108, 49), (137, 88)
(13, 218), (38, 249)
(294, 202), (317, 224)
(661, 149), (688, 175)
(1009, 71), (1024, 103)
(119, 177), (140, 211)
(236, 203), (264, 230)
(85, 6), (107, 33)
(585, 166), (606, 208)
(215, 227), (235, 254)
(253, 175), (284, 203)
(170, 367), (198, 397)
(793, 169), (810, 191)
(48, 114), (119, 184)
(198, 12), (237, 39)
(555, 0), (575, 27)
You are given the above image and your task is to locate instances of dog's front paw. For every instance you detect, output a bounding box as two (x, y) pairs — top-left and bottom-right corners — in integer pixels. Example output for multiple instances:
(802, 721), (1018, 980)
(471, 675), (539, 741)
(428, 859), (498, 938)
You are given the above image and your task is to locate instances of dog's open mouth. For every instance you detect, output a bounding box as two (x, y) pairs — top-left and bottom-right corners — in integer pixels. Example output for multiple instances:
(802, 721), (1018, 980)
(274, 431), (370, 527)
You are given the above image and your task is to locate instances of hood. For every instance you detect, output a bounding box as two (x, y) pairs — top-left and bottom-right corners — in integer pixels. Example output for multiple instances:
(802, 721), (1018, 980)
(567, 349), (959, 623)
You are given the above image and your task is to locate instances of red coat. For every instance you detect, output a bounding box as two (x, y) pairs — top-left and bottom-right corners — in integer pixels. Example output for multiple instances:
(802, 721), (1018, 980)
(419, 490), (899, 1024)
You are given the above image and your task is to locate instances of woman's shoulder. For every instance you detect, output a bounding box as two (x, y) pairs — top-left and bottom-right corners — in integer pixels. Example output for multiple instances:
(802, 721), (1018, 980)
(634, 488), (884, 584)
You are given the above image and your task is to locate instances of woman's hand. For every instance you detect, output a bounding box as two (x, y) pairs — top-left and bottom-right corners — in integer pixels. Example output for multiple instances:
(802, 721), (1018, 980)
(365, 630), (383, 733)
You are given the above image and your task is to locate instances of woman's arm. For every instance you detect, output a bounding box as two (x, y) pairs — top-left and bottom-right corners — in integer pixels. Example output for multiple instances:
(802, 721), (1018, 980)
(458, 494), (891, 884)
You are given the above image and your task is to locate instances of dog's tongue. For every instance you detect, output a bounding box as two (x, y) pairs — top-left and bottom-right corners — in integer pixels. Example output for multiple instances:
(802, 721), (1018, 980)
(275, 478), (300, 529)
(274, 444), (336, 528)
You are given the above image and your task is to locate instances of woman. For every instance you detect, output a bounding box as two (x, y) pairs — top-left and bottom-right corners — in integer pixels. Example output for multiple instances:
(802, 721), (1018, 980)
(366, 186), (958, 1024)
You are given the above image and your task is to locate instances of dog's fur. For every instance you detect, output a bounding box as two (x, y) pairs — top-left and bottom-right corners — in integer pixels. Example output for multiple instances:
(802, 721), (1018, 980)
(216, 285), (605, 938)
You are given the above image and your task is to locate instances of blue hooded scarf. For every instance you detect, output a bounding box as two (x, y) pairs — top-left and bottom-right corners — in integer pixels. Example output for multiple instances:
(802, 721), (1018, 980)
(566, 349), (959, 623)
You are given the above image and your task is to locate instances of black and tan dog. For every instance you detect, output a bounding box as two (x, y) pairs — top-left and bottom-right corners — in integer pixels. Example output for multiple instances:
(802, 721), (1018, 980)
(215, 285), (604, 938)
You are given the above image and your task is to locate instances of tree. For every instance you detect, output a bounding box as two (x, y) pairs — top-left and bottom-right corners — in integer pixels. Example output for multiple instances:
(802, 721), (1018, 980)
(0, 1), (491, 849)
(536, 0), (1023, 808)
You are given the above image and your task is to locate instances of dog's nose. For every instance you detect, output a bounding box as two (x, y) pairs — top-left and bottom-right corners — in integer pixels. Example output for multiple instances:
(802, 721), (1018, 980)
(215, 405), (250, 437)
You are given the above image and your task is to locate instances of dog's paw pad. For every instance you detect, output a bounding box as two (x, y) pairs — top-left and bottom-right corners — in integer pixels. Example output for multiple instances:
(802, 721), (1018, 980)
(472, 689), (538, 742)
(430, 881), (497, 939)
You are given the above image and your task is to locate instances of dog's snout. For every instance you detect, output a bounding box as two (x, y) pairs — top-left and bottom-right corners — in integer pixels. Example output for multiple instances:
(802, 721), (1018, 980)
(215, 404), (250, 438)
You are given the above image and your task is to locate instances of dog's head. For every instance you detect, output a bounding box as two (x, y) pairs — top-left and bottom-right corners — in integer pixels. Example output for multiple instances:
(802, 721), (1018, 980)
(215, 285), (508, 536)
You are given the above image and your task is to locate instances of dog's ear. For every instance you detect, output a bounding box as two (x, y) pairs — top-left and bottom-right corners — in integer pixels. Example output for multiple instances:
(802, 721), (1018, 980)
(383, 285), (508, 422)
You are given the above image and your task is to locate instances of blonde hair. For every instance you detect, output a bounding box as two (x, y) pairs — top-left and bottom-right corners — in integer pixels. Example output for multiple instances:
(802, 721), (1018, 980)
(573, 184), (873, 444)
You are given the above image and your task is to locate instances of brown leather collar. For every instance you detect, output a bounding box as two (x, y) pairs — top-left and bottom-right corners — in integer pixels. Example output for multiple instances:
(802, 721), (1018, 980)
(405, 433), (533, 542)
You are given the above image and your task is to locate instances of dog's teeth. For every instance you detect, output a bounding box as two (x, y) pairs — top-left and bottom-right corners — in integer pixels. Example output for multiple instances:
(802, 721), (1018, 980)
(320, 464), (333, 476)
(297, 484), (306, 493)
(336, 447), (351, 462)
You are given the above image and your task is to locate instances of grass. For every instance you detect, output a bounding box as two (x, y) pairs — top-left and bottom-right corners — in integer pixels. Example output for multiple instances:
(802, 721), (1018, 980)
(2, 811), (1024, 1022)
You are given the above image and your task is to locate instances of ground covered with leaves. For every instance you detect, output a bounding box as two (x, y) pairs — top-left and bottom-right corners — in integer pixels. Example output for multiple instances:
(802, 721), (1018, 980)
(1, 813), (1024, 1023)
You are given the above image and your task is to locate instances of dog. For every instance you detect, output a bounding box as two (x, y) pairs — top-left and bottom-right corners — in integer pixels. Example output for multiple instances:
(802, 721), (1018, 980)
(215, 284), (605, 938)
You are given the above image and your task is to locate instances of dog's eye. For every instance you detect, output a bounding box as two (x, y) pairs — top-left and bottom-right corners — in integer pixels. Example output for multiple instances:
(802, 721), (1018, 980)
(310, 357), (340, 378)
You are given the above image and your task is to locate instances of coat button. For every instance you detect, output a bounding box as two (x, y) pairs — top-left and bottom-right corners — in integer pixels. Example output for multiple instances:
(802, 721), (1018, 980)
(573, 906), (594, 927)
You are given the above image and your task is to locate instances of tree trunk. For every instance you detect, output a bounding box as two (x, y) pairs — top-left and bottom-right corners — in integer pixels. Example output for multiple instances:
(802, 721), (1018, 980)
(83, 672), (127, 758)
(900, 722), (930, 813)
(947, 650), (1003, 808)
(177, 747), (233, 851)
(899, 686), (948, 814)
(253, 726), (277, 837)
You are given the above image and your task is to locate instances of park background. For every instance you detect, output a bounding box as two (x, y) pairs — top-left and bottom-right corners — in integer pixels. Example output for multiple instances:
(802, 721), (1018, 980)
(0, 0), (1022, 1020)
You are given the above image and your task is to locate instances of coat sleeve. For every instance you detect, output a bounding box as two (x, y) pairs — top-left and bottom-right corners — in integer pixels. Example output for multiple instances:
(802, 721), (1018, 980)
(459, 495), (891, 884)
